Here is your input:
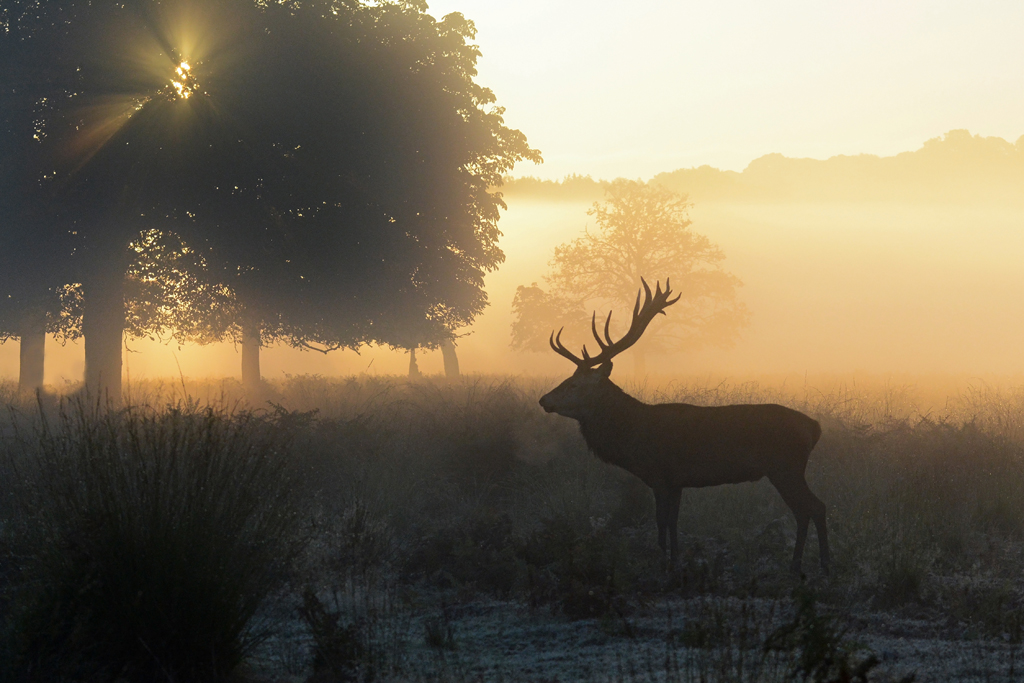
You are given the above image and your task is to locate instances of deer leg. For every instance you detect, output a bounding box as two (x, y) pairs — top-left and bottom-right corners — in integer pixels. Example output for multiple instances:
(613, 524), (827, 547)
(811, 494), (830, 576)
(667, 487), (683, 564)
(792, 479), (829, 575)
(654, 489), (670, 555)
(769, 470), (814, 575)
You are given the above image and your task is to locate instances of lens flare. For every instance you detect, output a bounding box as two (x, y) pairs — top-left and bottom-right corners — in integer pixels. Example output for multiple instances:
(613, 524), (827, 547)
(170, 61), (196, 100)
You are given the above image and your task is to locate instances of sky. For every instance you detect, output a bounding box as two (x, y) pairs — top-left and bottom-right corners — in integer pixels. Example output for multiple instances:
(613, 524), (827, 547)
(426, 0), (1024, 179)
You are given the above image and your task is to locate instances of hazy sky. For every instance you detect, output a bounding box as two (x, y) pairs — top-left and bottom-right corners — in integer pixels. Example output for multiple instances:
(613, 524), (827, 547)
(427, 0), (1024, 179)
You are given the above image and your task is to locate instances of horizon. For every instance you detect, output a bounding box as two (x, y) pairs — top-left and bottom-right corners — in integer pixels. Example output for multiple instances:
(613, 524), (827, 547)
(426, 0), (1024, 180)
(502, 128), (1024, 185)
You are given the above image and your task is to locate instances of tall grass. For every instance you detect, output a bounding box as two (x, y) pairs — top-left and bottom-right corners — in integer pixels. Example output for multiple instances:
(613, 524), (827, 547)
(0, 398), (305, 682)
(3, 373), (1024, 680)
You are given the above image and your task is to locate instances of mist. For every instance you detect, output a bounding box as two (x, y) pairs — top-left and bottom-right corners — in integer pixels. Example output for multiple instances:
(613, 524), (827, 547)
(4, 130), (1021, 385)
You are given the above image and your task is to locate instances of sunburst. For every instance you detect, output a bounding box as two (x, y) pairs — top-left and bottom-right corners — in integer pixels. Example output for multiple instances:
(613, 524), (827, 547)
(169, 60), (199, 101)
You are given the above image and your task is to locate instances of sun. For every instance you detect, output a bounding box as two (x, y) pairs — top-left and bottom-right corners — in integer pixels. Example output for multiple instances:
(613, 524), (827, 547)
(169, 61), (198, 100)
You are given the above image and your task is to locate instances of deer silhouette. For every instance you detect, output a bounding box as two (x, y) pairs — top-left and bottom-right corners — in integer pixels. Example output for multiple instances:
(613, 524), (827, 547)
(539, 278), (829, 575)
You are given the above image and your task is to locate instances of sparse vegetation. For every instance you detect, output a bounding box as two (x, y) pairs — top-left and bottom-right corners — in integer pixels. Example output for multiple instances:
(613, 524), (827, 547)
(2, 374), (1024, 680)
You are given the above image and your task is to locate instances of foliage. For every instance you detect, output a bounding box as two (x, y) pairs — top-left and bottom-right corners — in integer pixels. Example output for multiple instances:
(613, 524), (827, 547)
(513, 179), (749, 362)
(47, 230), (237, 346)
(510, 282), (588, 352)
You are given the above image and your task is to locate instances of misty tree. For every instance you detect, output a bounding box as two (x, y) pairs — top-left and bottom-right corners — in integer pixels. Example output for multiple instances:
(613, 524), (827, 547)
(49, 229), (237, 350)
(512, 180), (749, 376)
(249, 1), (538, 377)
(510, 283), (588, 352)
(0, 222), (68, 394)
(0, 21), (71, 393)
(0, 0), (230, 401)
(2, 0), (537, 398)
(178, 0), (539, 386)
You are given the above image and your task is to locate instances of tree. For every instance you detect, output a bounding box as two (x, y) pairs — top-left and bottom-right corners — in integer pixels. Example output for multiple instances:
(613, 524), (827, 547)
(510, 283), (588, 352)
(2, 0), (538, 399)
(0, 28), (82, 394)
(0, 229), (234, 394)
(512, 180), (749, 376)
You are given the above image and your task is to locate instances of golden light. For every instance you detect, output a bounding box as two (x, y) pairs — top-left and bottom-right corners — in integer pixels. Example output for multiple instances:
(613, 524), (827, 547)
(170, 60), (197, 100)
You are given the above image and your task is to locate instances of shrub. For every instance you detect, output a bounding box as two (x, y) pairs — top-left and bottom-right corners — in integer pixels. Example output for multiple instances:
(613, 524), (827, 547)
(764, 583), (880, 683)
(0, 399), (305, 682)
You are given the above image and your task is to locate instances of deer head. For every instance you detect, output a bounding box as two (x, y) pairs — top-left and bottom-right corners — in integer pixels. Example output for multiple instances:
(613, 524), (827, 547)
(539, 278), (680, 419)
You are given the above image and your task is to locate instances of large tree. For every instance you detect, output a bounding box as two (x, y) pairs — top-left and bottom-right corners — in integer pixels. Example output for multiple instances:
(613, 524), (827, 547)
(512, 180), (749, 376)
(1, 0), (538, 399)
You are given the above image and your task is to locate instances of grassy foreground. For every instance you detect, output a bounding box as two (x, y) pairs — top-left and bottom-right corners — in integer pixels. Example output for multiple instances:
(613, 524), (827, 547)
(2, 374), (1024, 681)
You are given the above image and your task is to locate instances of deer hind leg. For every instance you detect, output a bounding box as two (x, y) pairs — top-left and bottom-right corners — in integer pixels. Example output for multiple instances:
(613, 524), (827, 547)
(769, 470), (829, 575)
(812, 495), (830, 575)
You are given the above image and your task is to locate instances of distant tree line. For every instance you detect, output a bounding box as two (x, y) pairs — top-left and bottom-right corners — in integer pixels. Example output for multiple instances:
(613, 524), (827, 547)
(501, 130), (1024, 205)
(0, 0), (539, 401)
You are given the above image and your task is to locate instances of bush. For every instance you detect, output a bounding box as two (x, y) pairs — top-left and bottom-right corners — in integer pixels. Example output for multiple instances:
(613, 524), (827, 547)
(764, 583), (880, 683)
(0, 399), (305, 682)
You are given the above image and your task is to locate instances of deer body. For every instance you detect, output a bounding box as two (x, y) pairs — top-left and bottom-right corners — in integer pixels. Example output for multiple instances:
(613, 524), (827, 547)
(541, 279), (829, 574)
(578, 393), (820, 488)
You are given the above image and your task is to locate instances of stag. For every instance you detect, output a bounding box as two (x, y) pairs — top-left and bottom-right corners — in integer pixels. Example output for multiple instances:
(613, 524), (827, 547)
(539, 279), (829, 574)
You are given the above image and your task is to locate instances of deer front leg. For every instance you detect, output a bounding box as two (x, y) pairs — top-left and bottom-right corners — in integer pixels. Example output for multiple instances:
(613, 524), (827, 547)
(667, 487), (682, 564)
(654, 488), (670, 556)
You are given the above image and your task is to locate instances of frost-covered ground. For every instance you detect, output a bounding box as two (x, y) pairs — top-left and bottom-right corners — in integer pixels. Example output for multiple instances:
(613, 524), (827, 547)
(250, 592), (1024, 682)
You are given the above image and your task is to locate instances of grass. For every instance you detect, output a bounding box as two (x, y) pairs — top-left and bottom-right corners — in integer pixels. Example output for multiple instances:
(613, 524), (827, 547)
(2, 373), (1024, 680)
(0, 397), (305, 682)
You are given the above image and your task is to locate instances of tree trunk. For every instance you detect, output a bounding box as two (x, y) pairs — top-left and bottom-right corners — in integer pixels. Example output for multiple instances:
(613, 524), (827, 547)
(632, 346), (648, 379)
(408, 347), (421, 378)
(241, 320), (262, 392)
(83, 274), (125, 405)
(18, 310), (46, 394)
(441, 339), (460, 378)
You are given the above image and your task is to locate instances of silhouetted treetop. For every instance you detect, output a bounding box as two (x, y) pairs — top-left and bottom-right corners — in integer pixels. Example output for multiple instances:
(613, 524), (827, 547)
(1, 0), (539, 369)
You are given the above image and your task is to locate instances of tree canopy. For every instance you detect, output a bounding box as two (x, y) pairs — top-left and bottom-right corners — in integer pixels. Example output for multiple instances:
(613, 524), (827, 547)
(0, 0), (539, 397)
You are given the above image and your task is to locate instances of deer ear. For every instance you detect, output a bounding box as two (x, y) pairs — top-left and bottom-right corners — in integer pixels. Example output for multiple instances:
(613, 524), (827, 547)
(597, 362), (613, 378)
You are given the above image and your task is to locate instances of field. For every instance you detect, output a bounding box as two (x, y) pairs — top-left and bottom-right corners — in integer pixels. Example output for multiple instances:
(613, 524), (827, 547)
(4, 374), (1024, 681)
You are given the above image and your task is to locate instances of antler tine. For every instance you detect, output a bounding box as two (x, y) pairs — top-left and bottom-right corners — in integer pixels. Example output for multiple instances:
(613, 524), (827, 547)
(549, 328), (585, 366)
(656, 277), (680, 314)
(548, 278), (681, 369)
(590, 311), (608, 350)
(584, 277), (683, 367)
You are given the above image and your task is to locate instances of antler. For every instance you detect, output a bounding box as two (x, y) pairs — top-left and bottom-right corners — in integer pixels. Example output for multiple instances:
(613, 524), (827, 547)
(548, 277), (682, 368)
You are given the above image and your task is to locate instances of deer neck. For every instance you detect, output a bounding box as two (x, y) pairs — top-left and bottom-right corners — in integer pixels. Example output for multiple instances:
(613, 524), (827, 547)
(577, 384), (645, 467)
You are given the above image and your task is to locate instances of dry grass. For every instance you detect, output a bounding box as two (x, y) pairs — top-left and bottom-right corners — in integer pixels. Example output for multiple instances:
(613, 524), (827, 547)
(2, 373), (1024, 680)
